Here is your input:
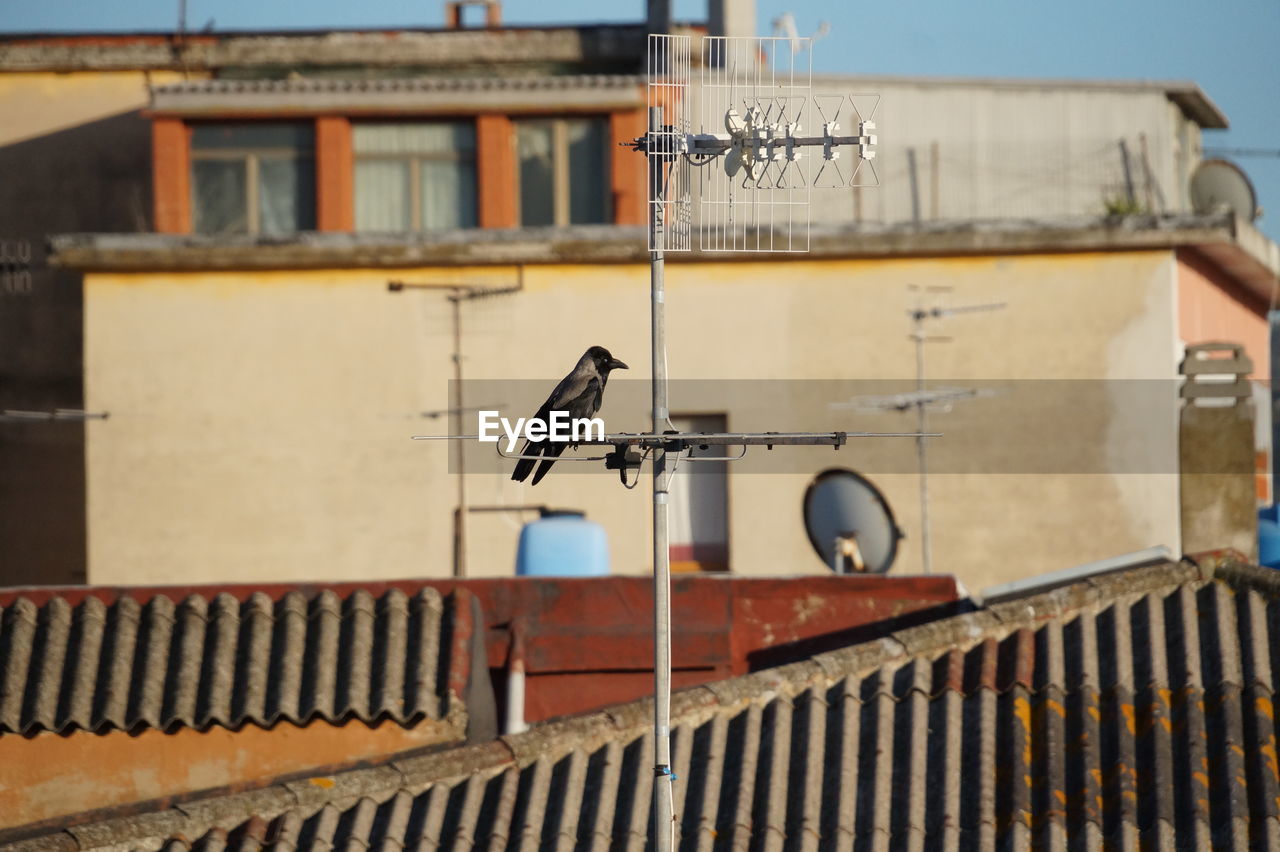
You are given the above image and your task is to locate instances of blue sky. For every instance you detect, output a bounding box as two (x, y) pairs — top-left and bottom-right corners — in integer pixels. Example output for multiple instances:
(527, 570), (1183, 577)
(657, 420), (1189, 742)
(7, 1), (1279, 244)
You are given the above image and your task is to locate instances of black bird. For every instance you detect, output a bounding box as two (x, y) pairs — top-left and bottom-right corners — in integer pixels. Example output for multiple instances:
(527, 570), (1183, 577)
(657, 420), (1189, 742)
(510, 346), (629, 486)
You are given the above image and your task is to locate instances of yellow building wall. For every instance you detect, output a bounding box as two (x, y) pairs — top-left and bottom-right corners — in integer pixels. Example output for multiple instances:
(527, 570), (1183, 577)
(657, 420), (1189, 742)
(0, 717), (458, 831)
(0, 70), (198, 146)
(83, 251), (1181, 592)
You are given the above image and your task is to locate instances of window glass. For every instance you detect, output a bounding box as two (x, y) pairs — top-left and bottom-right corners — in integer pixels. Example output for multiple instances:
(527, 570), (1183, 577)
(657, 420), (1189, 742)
(192, 124), (314, 151)
(517, 121), (555, 227)
(566, 119), (607, 225)
(355, 160), (411, 231)
(420, 159), (477, 231)
(258, 156), (315, 235)
(516, 117), (609, 227)
(354, 123), (473, 155)
(354, 122), (477, 232)
(192, 159), (247, 235)
(190, 123), (314, 235)
(668, 414), (730, 572)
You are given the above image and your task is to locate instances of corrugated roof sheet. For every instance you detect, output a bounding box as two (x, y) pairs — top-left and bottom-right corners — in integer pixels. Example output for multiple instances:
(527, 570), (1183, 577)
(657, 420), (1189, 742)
(0, 587), (454, 736)
(147, 75), (646, 116)
(15, 558), (1280, 850)
(152, 75), (643, 97)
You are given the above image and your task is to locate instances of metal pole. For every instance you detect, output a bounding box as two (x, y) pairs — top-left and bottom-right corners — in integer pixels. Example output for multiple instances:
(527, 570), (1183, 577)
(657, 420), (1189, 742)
(913, 307), (933, 575)
(649, 104), (675, 851)
(1119, 139), (1136, 208)
(451, 293), (468, 578)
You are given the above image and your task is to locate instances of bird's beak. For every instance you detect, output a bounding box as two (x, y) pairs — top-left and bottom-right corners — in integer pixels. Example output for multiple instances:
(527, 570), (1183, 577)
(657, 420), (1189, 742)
(610, 359), (629, 371)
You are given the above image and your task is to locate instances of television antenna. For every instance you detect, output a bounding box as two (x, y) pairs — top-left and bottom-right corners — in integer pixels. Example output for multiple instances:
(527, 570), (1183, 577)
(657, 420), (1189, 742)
(390, 277), (523, 578)
(633, 33), (887, 848)
(770, 13), (830, 55)
(417, 34), (895, 850)
(0, 409), (109, 423)
(832, 286), (1005, 575)
(642, 34), (880, 255)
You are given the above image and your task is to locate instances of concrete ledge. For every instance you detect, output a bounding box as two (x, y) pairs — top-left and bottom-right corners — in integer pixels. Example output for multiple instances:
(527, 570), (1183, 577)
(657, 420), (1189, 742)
(47, 214), (1279, 300)
(42, 212), (1244, 266)
(48, 226), (649, 271)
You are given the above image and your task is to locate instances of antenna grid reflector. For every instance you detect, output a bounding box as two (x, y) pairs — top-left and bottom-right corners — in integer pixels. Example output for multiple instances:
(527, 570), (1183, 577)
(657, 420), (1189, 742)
(647, 34), (693, 253)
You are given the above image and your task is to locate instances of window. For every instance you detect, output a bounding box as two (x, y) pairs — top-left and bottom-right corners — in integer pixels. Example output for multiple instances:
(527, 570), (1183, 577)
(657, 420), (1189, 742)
(353, 122), (477, 232)
(668, 414), (730, 572)
(516, 117), (610, 227)
(191, 124), (315, 235)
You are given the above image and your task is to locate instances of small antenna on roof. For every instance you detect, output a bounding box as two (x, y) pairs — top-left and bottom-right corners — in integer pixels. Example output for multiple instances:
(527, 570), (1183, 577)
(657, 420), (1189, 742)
(833, 287), (1006, 575)
(770, 13), (830, 55)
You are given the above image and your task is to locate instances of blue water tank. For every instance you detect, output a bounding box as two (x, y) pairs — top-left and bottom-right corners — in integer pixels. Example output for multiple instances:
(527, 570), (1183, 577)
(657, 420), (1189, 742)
(1259, 505), (1280, 569)
(516, 511), (610, 577)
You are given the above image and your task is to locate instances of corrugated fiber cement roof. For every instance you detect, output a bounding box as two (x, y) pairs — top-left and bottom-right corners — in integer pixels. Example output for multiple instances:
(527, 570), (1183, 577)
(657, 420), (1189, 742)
(0, 586), (463, 737)
(11, 556), (1280, 850)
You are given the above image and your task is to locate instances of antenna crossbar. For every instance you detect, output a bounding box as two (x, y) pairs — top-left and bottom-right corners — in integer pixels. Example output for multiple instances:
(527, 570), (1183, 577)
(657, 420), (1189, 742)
(1, 409), (109, 423)
(411, 430), (938, 446)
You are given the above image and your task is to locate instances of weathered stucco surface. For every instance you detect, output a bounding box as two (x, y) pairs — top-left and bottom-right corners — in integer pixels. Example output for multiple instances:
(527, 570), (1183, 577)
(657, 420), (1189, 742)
(82, 251), (1188, 591)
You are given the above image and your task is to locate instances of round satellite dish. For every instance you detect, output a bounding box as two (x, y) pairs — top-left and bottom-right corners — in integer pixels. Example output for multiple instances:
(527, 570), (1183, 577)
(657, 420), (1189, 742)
(802, 468), (902, 574)
(1190, 159), (1260, 222)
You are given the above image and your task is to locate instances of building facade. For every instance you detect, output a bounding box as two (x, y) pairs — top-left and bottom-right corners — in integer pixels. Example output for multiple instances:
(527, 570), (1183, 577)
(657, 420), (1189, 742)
(2, 8), (1276, 589)
(51, 216), (1278, 591)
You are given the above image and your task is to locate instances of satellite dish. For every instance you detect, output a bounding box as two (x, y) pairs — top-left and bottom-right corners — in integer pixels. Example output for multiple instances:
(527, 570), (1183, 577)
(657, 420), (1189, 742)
(1190, 159), (1260, 222)
(802, 468), (902, 574)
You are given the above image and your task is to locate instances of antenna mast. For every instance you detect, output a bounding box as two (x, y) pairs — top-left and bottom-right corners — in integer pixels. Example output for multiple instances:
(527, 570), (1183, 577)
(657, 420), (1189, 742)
(414, 40), (898, 851)
(641, 33), (880, 848)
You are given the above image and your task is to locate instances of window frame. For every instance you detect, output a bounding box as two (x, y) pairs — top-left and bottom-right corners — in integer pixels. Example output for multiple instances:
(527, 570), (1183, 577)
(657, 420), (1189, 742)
(352, 119), (478, 233)
(188, 121), (316, 236)
(514, 115), (612, 228)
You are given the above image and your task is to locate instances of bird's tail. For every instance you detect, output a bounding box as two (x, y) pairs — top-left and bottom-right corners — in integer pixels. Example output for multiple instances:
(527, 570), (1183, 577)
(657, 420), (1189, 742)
(529, 441), (568, 486)
(530, 457), (555, 486)
(510, 440), (541, 483)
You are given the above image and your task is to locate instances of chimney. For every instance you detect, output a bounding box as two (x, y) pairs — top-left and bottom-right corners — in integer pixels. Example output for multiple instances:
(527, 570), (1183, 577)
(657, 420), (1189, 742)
(708, 0), (756, 38)
(647, 0), (671, 34)
(1179, 342), (1259, 561)
(445, 0), (501, 29)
